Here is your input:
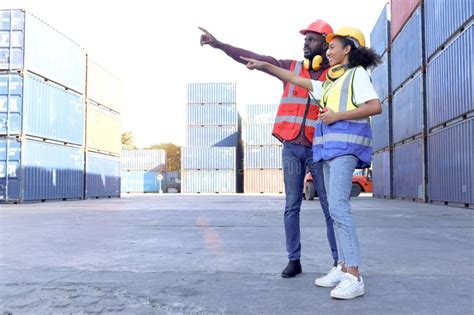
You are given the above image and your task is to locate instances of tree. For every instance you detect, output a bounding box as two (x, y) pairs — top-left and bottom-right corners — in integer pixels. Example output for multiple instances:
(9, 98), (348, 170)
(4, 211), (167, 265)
(146, 143), (181, 171)
(121, 132), (137, 149)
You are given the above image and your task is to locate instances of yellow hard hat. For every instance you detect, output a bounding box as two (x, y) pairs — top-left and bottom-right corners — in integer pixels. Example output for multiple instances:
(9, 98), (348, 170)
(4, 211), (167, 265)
(326, 26), (366, 48)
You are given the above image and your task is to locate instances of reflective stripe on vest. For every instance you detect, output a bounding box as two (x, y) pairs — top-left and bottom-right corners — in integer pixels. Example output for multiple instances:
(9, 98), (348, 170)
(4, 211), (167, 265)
(313, 133), (372, 146)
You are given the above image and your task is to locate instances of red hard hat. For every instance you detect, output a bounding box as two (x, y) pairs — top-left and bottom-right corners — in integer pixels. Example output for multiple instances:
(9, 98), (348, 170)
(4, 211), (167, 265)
(300, 19), (333, 36)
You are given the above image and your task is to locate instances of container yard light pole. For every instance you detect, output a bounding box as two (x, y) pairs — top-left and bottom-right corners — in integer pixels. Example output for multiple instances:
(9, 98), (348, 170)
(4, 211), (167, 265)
(157, 174), (164, 194)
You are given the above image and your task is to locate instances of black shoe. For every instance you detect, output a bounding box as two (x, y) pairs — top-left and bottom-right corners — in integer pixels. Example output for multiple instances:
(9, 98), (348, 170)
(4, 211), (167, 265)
(281, 259), (302, 278)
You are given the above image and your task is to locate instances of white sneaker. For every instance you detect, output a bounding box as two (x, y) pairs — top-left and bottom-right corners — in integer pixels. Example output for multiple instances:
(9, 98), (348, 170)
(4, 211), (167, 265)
(315, 265), (346, 287)
(330, 273), (365, 299)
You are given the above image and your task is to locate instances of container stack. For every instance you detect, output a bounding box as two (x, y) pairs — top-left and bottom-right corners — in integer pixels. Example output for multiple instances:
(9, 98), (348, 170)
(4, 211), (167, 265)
(182, 83), (243, 193)
(243, 104), (283, 194)
(120, 149), (166, 193)
(0, 9), (86, 203)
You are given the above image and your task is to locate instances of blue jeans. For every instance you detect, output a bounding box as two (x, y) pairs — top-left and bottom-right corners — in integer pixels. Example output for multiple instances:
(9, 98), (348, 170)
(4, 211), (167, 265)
(323, 155), (361, 267)
(282, 142), (338, 263)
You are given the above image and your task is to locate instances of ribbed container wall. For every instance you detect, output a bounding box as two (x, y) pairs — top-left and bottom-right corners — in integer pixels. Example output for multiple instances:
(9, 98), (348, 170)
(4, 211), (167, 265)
(424, 0), (474, 59)
(243, 124), (280, 146)
(121, 171), (162, 193)
(426, 25), (473, 129)
(182, 147), (236, 169)
(0, 9), (86, 93)
(372, 150), (391, 198)
(121, 149), (166, 171)
(85, 152), (120, 198)
(370, 4), (389, 56)
(391, 7), (423, 91)
(244, 146), (282, 169)
(0, 138), (84, 202)
(392, 72), (424, 144)
(428, 118), (473, 206)
(86, 56), (122, 113)
(86, 101), (121, 155)
(393, 138), (425, 201)
(371, 100), (390, 152)
(182, 169), (236, 193)
(186, 125), (239, 147)
(244, 169), (284, 194)
(187, 83), (237, 104)
(245, 104), (278, 124)
(371, 52), (389, 102)
(390, 0), (420, 41)
(186, 104), (238, 126)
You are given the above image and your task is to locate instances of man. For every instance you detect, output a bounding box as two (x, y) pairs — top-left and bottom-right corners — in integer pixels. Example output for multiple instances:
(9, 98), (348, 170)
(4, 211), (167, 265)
(200, 21), (339, 281)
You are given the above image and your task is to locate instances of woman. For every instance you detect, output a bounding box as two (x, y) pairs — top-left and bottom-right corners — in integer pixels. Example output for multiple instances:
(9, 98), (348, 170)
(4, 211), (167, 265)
(241, 26), (381, 300)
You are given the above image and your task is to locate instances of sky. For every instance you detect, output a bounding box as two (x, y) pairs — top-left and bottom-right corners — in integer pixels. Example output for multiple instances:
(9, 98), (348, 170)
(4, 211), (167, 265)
(3, 0), (388, 147)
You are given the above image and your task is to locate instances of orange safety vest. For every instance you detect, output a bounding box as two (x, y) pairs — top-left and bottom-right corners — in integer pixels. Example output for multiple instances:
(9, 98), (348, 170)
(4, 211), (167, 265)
(272, 61), (328, 143)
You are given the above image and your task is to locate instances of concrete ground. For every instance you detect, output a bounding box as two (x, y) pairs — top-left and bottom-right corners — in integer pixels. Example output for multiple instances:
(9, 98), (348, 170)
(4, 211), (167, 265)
(0, 194), (473, 315)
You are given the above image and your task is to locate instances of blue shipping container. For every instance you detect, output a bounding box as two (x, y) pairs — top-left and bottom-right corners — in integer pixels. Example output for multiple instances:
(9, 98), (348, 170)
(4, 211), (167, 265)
(371, 52), (389, 102)
(372, 150), (391, 198)
(246, 104), (278, 124)
(0, 9), (86, 93)
(181, 147), (236, 169)
(393, 138), (425, 200)
(391, 7), (423, 91)
(371, 100), (390, 152)
(370, 4), (390, 56)
(85, 151), (120, 198)
(392, 72), (424, 144)
(121, 171), (162, 193)
(0, 72), (84, 144)
(244, 145), (282, 169)
(424, 0), (474, 59)
(121, 149), (166, 171)
(428, 118), (473, 205)
(186, 83), (237, 104)
(243, 124), (280, 146)
(426, 25), (473, 129)
(186, 126), (239, 147)
(186, 103), (238, 126)
(0, 137), (84, 202)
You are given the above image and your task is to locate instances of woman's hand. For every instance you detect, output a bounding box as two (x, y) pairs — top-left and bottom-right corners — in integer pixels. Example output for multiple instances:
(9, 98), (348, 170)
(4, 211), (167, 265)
(319, 108), (341, 125)
(240, 56), (268, 70)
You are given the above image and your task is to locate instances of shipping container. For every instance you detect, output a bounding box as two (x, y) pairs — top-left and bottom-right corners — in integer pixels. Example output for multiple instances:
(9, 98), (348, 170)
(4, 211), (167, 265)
(372, 150), (391, 198)
(393, 138), (425, 201)
(121, 171), (163, 193)
(0, 72), (84, 144)
(244, 145), (282, 169)
(86, 56), (121, 112)
(181, 147), (236, 169)
(181, 169), (237, 193)
(186, 125), (239, 147)
(428, 118), (473, 206)
(426, 25), (473, 129)
(371, 100), (390, 152)
(244, 168), (284, 194)
(186, 82), (237, 104)
(424, 0), (474, 59)
(186, 103), (238, 126)
(392, 72), (424, 144)
(0, 137), (83, 202)
(245, 104), (278, 125)
(164, 171), (180, 193)
(85, 151), (120, 198)
(370, 4), (390, 56)
(121, 149), (166, 171)
(243, 124), (280, 146)
(86, 101), (121, 155)
(390, 0), (420, 41)
(391, 7), (423, 91)
(0, 9), (86, 93)
(371, 52), (389, 102)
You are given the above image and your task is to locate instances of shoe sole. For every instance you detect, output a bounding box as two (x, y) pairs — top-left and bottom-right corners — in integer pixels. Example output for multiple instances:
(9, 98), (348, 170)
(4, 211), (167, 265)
(330, 291), (364, 299)
(315, 280), (339, 288)
(281, 271), (302, 278)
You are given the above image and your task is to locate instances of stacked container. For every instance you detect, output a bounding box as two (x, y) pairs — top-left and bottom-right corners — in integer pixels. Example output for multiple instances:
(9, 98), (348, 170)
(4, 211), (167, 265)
(120, 149), (166, 193)
(243, 104), (283, 194)
(0, 9), (86, 202)
(182, 83), (243, 193)
(84, 56), (122, 199)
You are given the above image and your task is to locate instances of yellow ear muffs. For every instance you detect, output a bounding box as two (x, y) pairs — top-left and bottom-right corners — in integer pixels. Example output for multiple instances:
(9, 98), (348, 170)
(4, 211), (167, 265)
(326, 64), (349, 81)
(303, 55), (323, 71)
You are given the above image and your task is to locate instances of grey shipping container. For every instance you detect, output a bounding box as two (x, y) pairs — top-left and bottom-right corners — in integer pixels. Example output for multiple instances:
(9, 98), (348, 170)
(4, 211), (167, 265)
(370, 4), (390, 56)
(246, 104), (278, 124)
(243, 124), (280, 146)
(372, 150), (391, 198)
(186, 82), (237, 104)
(391, 7), (423, 91)
(181, 147), (236, 169)
(0, 72), (85, 145)
(0, 9), (86, 93)
(85, 151), (120, 198)
(426, 25), (473, 129)
(244, 146), (282, 169)
(371, 100), (390, 152)
(393, 138), (425, 200)
(428, 118), (474, 206)
(181, 169), (237, 193)
(371, 52), (389, 102)
(121, 171), (162, 193)
(186, 103), (239, 126)
(0, 137), (84, 202)
(186, 125), (239, 147)
(424, 0), (474, 59)
(121, 149), (166, 171)
(392, 72), (424, 144)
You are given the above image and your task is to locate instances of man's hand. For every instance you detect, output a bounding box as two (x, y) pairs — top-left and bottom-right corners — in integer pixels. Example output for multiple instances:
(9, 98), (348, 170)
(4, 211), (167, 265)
(319, 108), (340, 125)
(240, 56), (267, 70)
(199, 27), (219, 48)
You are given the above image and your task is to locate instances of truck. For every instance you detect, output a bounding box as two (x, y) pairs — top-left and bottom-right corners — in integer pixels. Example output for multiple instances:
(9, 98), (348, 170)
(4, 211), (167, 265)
(303, 169), (373, 200)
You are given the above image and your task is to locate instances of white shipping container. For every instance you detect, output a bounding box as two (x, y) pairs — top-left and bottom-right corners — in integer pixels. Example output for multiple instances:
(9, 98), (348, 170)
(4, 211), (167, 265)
(246, 104), (278, 124)
(243, 124), (280, 146)
(244, 145), (282, 169)
(186, 103), (238, 126)
(186, 125), (239, 147)
(86, 56), (122, 113)
(187, 82), (237, 104)
(121, 149), (166, 171)
(181, 147), (236, 169)
(182, 169), (236, 193)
